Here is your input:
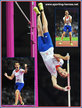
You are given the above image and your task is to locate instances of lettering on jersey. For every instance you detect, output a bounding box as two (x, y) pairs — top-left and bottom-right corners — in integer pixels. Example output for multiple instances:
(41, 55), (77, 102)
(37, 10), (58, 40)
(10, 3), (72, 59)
(17, 79), (19, 81)
(46, 52), (48, 55)
(45, 35), (47, 38)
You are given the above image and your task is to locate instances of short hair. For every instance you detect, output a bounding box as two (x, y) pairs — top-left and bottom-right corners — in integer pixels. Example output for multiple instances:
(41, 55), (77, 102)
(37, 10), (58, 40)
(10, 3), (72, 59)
(15, 62), (20, 65)
(65, 10), (68, 12)
(65, 10), (69, 13)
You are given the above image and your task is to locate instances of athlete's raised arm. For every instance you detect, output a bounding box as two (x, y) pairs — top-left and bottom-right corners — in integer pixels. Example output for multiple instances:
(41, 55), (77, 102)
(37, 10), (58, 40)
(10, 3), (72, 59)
(51, 75), (70, 91)
(69, 15), (72, 23)
(64, 15), (67, 24)
(22, 64), (28, 73)
(4, 73), (15, 80)
(53, 54), (70, 61)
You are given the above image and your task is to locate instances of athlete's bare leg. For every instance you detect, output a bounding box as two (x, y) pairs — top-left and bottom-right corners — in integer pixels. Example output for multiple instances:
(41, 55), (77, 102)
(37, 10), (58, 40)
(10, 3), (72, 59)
(59, 32), (66, 45)
(37, 15), (43, 36)
(18, 92), (24, 105)
(33, 7), (43, 37)
(41, 11), (48, 33)
(38, 3), (48, 33)
(69, 32), (73, 45)
(14, 90), (19, 105)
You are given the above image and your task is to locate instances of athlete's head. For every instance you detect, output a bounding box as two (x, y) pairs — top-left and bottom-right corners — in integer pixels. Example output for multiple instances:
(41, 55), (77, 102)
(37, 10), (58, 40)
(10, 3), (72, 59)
(57, 67), (68, 78)
(15, 62), (20, 70)
(65, 10), (69, 16)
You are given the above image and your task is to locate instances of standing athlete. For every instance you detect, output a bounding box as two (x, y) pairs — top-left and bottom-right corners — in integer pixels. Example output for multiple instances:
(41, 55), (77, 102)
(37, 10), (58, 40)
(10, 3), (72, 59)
(59, 10), (73, 46)
(4, 62), (27, 105)
(34, 3), (70, 91)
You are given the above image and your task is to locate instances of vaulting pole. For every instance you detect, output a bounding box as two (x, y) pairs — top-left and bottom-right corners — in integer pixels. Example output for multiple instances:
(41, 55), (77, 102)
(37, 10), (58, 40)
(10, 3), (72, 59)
(67, 53), (71, 107)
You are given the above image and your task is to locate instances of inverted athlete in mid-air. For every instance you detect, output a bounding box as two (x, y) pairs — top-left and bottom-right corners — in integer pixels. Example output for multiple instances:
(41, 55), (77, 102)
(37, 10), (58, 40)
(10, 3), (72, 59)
(34, 3), (70, 91)
(59, 10), (73, 46)
(4, 62), (27, 105)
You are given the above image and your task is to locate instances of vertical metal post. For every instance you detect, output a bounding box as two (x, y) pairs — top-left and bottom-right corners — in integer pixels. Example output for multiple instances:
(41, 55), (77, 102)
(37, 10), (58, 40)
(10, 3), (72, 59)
(30, 1), (38, 106)
(6, 2), (14, 57)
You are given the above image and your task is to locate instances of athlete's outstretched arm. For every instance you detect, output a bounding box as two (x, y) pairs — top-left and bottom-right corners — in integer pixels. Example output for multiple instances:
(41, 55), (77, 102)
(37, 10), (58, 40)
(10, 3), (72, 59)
(22, 64), (28, 73)
(4, 73), (15, 80)
(53, 54), (70, 61)
(69, 15), (72, 23)
(64, 16), (67, 24)
(51, 75), (70, 91)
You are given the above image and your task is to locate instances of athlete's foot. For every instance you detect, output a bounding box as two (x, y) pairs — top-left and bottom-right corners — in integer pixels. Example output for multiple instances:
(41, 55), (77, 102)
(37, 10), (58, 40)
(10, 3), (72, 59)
(59, 41), (62, 45)
(33, 7), (40, 16)
(21, 102), (24, 105)
(70, 42), (73, 46)
(38, 3), (44, 11)
(13, 103), (17, 105)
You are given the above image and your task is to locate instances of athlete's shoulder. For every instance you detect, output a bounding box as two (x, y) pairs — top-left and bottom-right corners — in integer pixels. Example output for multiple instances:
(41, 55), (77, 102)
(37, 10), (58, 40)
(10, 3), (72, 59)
(69, 15), (72, 18)
(20, 68), (24, 70)
(20, 68), (24, 72)
(12, 69), (16, 74)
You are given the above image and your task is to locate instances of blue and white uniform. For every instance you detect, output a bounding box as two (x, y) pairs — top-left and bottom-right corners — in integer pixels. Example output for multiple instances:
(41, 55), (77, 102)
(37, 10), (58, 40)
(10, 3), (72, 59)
(12, 69), (24, 91)
(63, 15), (72, 32)
(38, 32), (64, 78)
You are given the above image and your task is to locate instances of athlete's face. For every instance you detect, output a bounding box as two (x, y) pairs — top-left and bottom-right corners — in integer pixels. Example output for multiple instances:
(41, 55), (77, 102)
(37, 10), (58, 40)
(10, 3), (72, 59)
(58, 68), (68, 78)
(65, 11), (69, 16)
(15, 63), (20, 70)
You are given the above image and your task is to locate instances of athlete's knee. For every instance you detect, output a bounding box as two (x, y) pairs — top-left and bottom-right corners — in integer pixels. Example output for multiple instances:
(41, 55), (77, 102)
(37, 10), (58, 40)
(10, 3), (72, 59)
(69, 32), (72, 36)
(15, 90), (20, 96)
(62, 32), (66, 36)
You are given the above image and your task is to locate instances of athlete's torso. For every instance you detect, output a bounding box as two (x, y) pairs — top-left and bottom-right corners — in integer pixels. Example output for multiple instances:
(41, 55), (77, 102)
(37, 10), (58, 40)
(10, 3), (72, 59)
(40, 47), (54, 61)
(40, 47), (64, 77)
(12, 69), (24, 83)
(63, 15), (72, 26)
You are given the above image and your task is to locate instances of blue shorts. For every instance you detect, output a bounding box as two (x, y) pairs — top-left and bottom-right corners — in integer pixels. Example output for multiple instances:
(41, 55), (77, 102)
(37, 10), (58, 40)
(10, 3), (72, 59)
(38, 32), (53, 52)
(63, 25), (72, 32)
(15, 83), (24, 92)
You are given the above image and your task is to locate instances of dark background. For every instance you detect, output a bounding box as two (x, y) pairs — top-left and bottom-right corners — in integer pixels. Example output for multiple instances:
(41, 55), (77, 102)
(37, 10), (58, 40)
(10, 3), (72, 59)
(2, 1), (80, 106)
(37, 2), (80, 106)
(2, 2), (30, 57)
(2, 57), (34, 105)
